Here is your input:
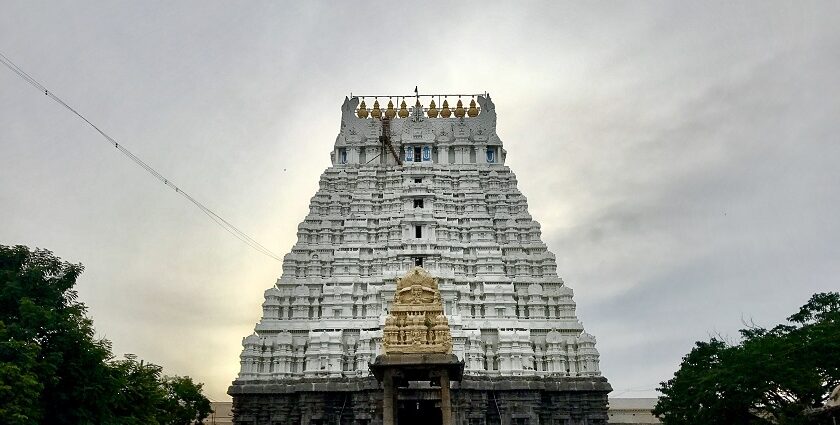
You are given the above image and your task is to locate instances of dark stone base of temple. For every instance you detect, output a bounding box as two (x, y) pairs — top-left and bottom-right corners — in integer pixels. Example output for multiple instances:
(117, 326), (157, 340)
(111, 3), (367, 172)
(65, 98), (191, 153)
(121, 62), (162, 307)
(229, 376), (611, 425)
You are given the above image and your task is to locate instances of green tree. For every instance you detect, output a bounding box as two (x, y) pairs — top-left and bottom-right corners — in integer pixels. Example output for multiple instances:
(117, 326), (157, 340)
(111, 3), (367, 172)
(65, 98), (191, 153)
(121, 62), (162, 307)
(107, 355), (212, 425)
(0, 244), (114, 424)
(0, 245), (212, 424)
(654, 292), (840, 425)
(0, 323), (42, 424)
(161, 376), (213, 425)
(108, 354), (168, 424)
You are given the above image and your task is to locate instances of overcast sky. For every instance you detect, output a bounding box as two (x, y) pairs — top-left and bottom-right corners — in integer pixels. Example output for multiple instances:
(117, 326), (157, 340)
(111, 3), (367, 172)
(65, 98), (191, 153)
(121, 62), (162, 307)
(2, 1), (839, 401)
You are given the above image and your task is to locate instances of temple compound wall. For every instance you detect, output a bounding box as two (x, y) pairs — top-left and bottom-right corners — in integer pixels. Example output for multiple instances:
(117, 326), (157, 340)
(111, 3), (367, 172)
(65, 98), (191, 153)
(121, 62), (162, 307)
(230, 94), (611, 424)
(231, 376), (611, 425)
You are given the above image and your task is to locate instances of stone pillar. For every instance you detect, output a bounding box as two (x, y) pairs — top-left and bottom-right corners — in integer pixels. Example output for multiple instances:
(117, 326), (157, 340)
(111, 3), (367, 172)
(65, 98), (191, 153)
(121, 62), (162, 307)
(383, 369), (395, 425)
(440, 371), (452, 425)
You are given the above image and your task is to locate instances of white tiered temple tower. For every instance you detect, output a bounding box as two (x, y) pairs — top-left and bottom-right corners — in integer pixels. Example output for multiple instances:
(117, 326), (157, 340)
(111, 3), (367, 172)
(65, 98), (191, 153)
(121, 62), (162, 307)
(236, 94), (601, 384)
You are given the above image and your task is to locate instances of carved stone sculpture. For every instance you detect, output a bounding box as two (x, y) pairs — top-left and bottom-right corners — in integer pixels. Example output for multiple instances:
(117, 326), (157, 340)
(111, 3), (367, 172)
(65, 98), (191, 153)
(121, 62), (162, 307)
(382, 267), (452, 354)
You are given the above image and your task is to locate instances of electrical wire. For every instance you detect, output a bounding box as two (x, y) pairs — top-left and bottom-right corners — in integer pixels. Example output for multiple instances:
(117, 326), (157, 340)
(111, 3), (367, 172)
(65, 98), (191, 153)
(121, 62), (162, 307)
(0, 51), (282, 261)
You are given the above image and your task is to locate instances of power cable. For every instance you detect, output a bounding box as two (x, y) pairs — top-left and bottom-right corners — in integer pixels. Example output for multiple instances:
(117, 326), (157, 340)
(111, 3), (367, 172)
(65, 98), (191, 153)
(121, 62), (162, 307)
(0, 51), (282, 261)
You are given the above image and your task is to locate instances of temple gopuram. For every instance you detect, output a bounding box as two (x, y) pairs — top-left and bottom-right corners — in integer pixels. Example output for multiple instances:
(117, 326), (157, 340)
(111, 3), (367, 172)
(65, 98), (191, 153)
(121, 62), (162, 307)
(229, 93), (611, 425)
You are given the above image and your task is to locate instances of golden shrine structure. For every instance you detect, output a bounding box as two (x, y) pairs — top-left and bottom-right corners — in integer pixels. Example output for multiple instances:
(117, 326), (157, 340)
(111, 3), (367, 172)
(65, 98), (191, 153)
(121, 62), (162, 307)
(382, 267), (453, 355)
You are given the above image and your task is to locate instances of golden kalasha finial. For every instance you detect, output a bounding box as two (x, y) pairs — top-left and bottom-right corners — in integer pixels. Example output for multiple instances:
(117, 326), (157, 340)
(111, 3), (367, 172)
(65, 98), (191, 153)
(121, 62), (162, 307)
(440, 99), (452, 118)
(467, 98), (479, 117)
(357, 100), (369, 118)
(398, 100), (409, 118)
(414, 98), (422, 109)
(427, 99), (439, 118)
(385, 99), (396, 119)
(454, 99), (466, 118)
(371, 99), (382, 119)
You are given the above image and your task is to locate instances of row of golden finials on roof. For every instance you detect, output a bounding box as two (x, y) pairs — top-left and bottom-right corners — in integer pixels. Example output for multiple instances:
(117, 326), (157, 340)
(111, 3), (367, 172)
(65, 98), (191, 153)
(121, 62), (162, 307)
(357, 97), (480, 119)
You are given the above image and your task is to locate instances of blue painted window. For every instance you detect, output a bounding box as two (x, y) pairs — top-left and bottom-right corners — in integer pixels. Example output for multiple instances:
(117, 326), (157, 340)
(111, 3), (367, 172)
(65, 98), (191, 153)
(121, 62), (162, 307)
(422, 146), (431, 161)
(486, 147), (496, 163)
(405, 147), (413, 162)
(339, 148), (347, 164)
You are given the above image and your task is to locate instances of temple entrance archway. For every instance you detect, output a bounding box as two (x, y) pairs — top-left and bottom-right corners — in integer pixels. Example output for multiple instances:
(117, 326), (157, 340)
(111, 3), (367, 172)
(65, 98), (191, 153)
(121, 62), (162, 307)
(370, 268), (464, 425)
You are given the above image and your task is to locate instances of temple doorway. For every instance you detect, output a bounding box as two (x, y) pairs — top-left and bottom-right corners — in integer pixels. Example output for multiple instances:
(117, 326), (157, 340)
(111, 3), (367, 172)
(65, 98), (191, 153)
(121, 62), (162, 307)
(397, 400), (442, 425)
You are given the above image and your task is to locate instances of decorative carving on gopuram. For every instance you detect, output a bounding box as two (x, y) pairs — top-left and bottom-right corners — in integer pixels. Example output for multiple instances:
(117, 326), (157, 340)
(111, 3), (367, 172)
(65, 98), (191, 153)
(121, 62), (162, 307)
(382, 267), (452, 355)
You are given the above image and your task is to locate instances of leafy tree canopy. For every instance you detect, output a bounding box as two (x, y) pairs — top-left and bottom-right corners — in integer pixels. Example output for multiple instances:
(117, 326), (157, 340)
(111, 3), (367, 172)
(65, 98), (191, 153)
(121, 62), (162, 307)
(0, 245), (211, 424)
(654, 292), (840, 425)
